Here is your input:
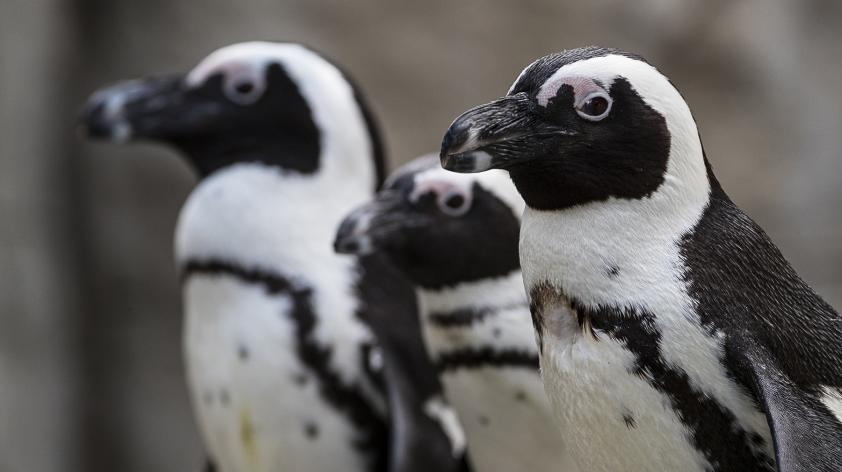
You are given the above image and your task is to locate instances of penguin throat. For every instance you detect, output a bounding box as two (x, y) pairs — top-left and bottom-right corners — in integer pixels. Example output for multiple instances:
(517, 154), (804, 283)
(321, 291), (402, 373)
(177, 133), (321, 178)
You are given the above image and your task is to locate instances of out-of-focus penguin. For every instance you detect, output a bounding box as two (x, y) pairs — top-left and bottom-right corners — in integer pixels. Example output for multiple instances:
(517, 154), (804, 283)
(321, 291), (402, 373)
(81, 42), (464, 472)
(336, 155), (579, 472)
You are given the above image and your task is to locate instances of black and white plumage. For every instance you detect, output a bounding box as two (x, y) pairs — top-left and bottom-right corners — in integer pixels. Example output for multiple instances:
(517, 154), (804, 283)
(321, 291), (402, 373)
(80, 42), (463, 472)
(335, 155), (578, 472)
(440, 47), (842, 472)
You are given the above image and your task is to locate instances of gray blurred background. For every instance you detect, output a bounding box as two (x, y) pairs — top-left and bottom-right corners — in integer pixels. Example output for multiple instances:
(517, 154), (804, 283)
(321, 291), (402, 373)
(1, 0), (840, 470)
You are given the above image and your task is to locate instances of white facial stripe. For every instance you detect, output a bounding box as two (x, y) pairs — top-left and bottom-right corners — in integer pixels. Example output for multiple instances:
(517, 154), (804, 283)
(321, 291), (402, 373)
(186, 42), (299, 88)
(536, 75), (604, 108)
(384, 153), (438, 189)
(186, 42), (277, 104)
(538, 55), (696, 139)
(410, 168), (474, 205)
(507, 62), (532, 95)
(408, 158), (524, 218)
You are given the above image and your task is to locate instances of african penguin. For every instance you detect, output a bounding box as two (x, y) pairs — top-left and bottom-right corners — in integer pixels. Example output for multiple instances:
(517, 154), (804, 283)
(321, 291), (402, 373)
(335, 154), (579, 472)
(80, 41), (463, 472)
(440, 47), (842, 472)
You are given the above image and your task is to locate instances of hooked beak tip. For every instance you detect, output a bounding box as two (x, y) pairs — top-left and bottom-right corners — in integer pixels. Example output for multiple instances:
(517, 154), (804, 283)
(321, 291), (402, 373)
(440, 121), (494, 173)
(78, 91), (135, 143)
(333, 216), (374, 256)
(333, 238), (358, 255)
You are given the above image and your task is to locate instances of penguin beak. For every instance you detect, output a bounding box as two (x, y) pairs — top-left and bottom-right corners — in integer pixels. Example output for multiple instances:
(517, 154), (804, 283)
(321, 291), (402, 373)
(79, 75), (220, 143)
(440, 92), (571, 173)
(334, 190), (416, 256)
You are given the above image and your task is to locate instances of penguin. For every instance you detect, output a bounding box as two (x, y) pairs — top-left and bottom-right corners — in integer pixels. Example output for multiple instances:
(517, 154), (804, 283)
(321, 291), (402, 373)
(439, 46), (842, 472)
(334, 154), (579, 472)
(80, 41), (464, 472)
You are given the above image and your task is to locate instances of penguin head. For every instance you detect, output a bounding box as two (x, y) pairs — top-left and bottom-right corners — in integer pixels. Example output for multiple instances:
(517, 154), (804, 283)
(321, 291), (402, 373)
(440, 47), (708, 211)
(80, 41), (384, 184)
(335, 154), (524, 290)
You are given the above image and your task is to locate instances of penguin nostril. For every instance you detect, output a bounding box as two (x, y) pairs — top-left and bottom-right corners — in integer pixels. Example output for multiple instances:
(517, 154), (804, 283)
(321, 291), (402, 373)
(440, 127), (464, 157)
(441, 131), (454, 155)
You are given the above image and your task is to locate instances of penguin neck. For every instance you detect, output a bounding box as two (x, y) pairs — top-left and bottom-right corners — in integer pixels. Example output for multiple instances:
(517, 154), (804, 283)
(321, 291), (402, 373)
(519, 150), (713, 308)
(175, 160), (374, 276)
(178, 135), (321, 178)
(415, 270), (526, 318)
(175, 159), (380, 392)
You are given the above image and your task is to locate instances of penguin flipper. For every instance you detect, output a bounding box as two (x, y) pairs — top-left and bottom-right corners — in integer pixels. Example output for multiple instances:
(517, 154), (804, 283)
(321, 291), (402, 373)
(738, 343), (842, 472)
(382, 366), (470, 472)
(356, 254), (470, 472)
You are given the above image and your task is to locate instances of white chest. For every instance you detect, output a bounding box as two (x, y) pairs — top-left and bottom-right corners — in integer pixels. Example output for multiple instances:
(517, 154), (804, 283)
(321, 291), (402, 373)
(537, 292), (710, 471)
(175, 164), (383, 471)
(417, 275), (579, 472)
(441, 366), (577, 472)
(183, 275), (372, 472)
(175, 163), (376, 388)
(520, 206), (774, 471)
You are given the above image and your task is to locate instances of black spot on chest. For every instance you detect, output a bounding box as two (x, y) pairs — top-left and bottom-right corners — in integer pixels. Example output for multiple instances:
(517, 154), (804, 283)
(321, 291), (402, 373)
(304, 422), (320, 440)
(292, 373), (308, 386)
(237, 344), (250, 361)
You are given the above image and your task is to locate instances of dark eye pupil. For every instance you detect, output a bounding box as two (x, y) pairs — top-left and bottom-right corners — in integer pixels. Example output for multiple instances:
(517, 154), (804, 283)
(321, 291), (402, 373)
(444, 194), (465, 209)
(582, 96), (608, 116)
(235, 82), (255, 94)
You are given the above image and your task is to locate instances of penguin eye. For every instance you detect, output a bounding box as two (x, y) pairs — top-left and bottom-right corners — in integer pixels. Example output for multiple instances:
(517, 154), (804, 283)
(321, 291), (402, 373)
(437, 189), (471, 217)
(575, 91), (612, 121)
(224, 78), (264, 105)
(234, 82), (254, 94)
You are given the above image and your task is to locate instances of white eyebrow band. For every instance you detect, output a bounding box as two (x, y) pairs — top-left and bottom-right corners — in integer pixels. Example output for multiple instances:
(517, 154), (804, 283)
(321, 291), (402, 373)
(536, 75), (611, 108)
